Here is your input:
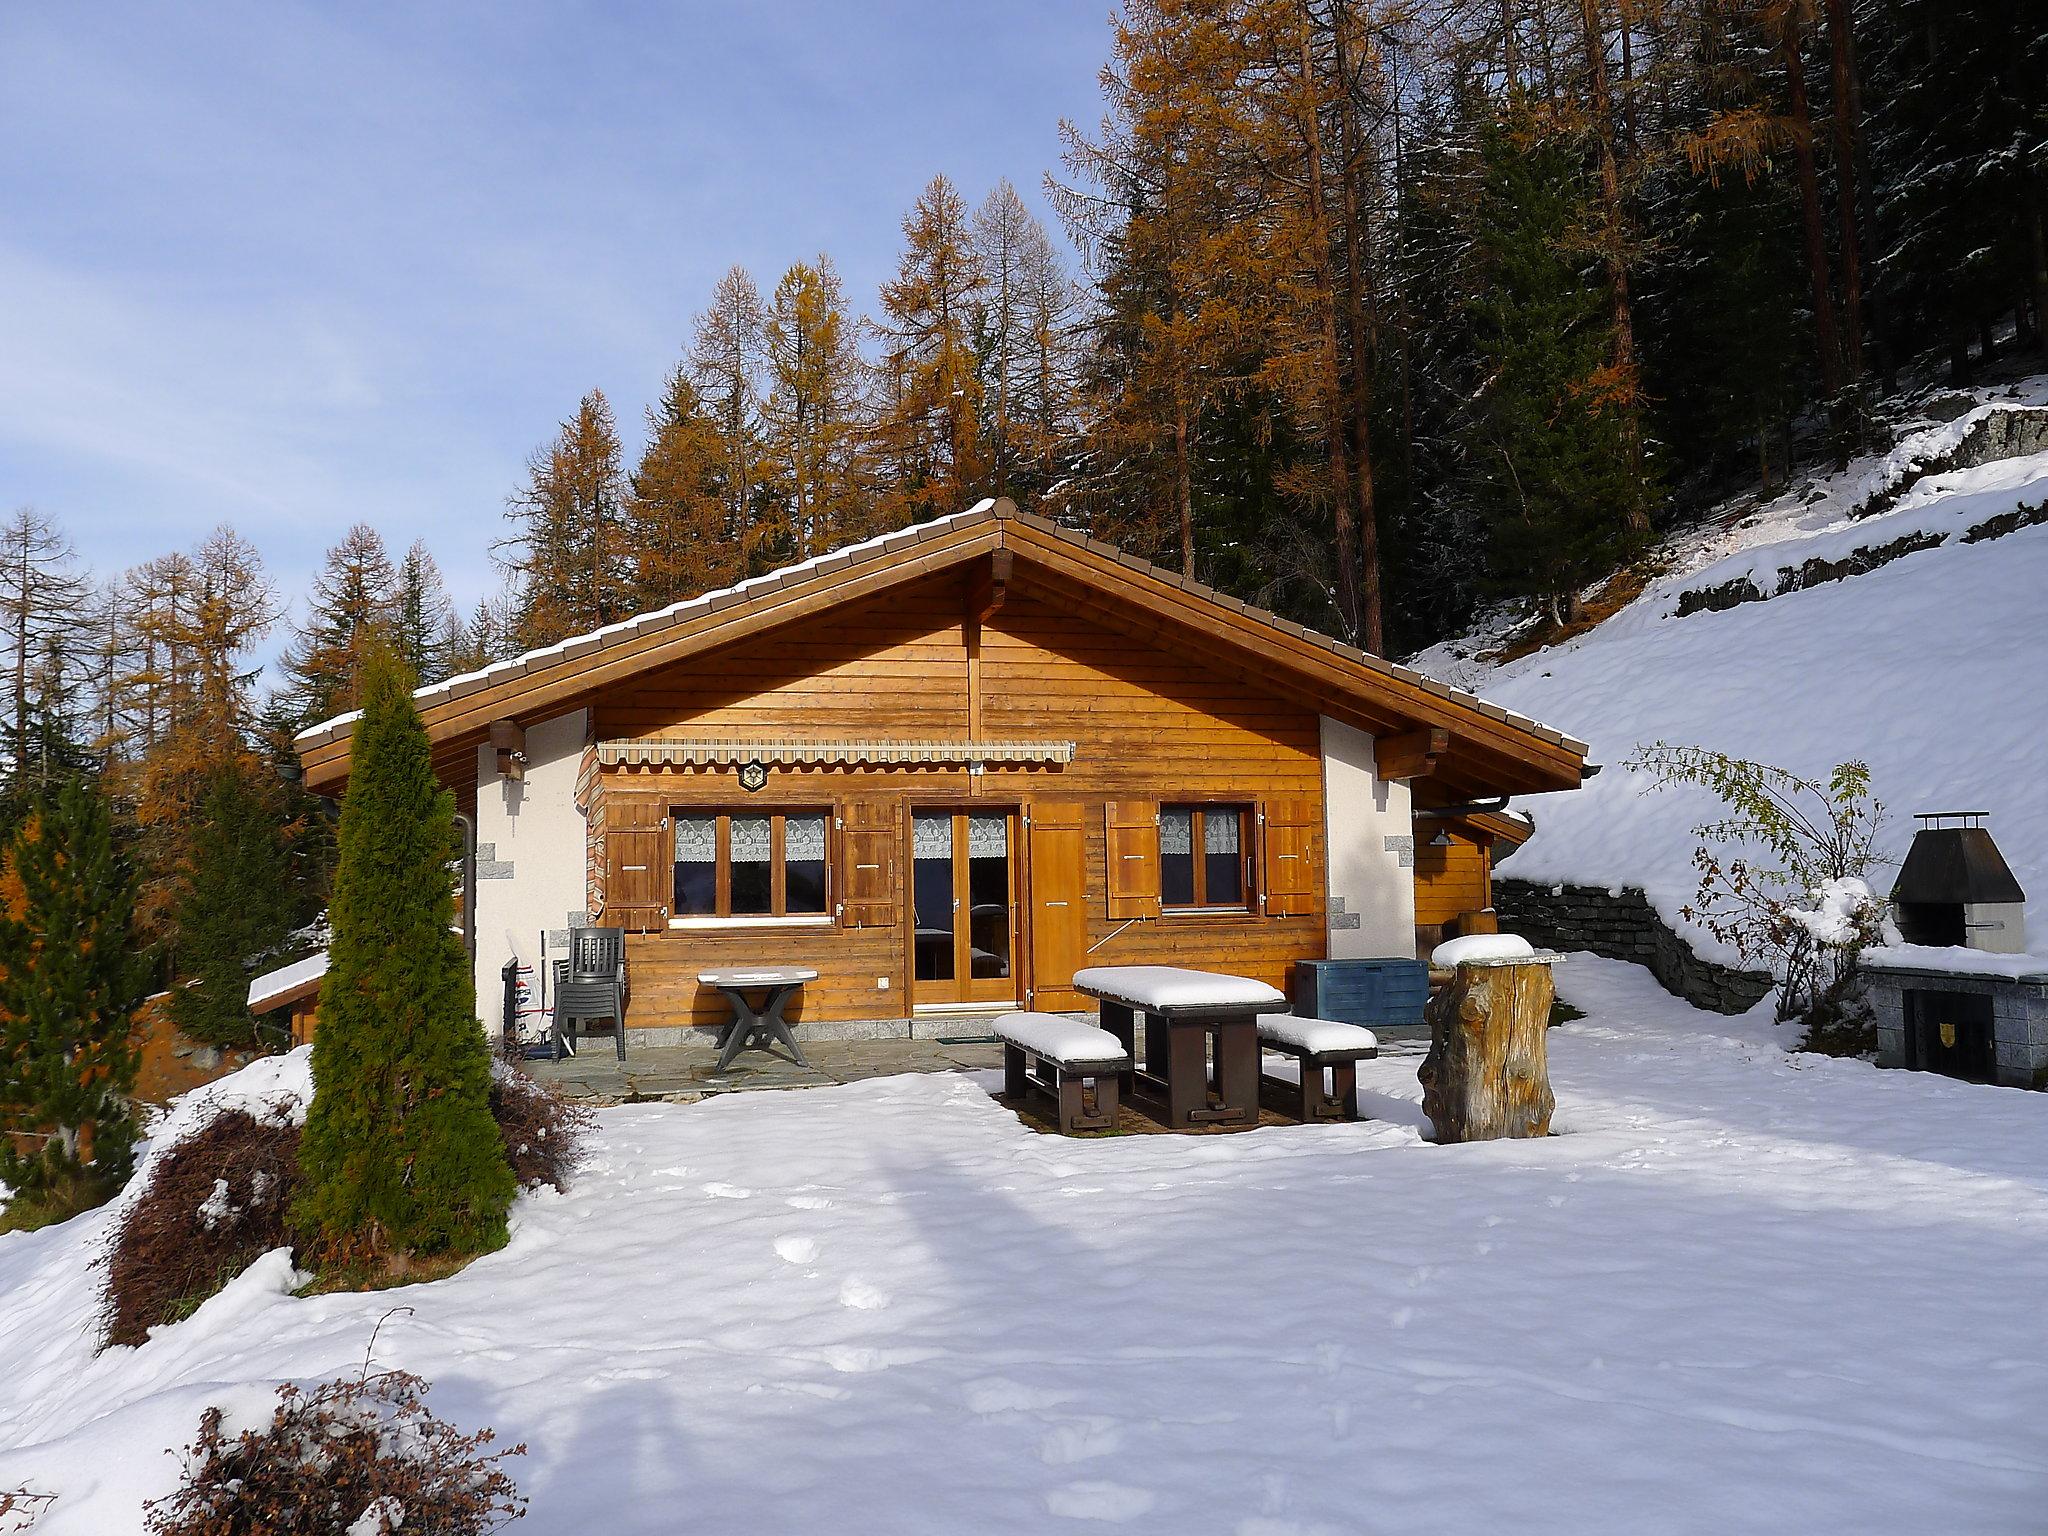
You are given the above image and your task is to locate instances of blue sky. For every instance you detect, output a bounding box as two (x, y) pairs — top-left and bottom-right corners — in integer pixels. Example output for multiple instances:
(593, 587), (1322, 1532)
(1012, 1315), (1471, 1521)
(0, 1), (1108, 628)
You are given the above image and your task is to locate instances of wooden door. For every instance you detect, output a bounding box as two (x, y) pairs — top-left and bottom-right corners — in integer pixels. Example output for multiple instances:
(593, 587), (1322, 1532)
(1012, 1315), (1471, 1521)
(1027, 802), (1088, 1011)
(911, 808), (1018, 1006)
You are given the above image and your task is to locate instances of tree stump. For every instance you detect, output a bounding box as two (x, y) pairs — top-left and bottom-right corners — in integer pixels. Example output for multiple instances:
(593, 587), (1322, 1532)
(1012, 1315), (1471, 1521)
(1419, 960), (1557, 1142)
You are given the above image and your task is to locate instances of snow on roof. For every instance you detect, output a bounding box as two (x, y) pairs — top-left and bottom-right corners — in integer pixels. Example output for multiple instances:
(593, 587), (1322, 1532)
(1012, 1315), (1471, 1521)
(248, 951), (329, 1011)
(293, 497), (1586, 759)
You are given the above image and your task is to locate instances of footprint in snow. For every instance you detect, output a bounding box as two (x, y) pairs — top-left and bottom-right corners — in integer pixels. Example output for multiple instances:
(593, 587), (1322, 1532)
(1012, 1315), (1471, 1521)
(774, 1235), (819, 1264)
(1044, 1482), (1157, 1522)
(1039, 1418), (1121, 1465)
(784, 1193), (834, 1210)
(838, 1276), (890, 1310)
(702, 1182), (751, 1199)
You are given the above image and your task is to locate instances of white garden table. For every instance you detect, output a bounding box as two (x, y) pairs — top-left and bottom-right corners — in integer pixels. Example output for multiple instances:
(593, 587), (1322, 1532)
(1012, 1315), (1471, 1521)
(698, 967), (819, 1074)
(1072, 965), (1286, 1128)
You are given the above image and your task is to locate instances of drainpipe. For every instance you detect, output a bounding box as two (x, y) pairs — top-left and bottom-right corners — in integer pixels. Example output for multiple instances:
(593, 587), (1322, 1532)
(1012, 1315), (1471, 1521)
(452, 811), (478, 964)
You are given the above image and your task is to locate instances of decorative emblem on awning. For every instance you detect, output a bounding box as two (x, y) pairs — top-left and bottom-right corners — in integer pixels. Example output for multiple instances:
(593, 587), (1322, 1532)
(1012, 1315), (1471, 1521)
(596, 738), (1078, 769)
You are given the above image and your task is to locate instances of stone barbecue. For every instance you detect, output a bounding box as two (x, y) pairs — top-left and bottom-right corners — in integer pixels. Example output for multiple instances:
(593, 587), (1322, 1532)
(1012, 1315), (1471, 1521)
(1864, 812), (2046, 1088)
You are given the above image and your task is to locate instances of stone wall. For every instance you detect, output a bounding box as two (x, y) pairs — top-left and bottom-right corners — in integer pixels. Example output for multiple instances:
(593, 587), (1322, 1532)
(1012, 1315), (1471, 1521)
(1493, 876), (1774, 1015)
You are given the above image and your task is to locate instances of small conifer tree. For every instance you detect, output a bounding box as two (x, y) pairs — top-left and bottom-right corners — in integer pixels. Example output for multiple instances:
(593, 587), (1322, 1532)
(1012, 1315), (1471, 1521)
(168, 758), (292, 1050)
(294, 642), (512, 1267)
(0, 778), (146, 1209)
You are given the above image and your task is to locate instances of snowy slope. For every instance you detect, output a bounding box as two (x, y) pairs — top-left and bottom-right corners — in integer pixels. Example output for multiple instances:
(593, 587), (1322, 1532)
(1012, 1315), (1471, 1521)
(3, 968), (2047, 1534)
(1413, 382), (2048, 967)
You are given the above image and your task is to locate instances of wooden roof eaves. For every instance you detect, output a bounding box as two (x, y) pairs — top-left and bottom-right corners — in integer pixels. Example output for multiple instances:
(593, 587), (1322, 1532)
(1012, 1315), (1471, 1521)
(992, 515), (1587, 787)
(995, 510), (1584, 755)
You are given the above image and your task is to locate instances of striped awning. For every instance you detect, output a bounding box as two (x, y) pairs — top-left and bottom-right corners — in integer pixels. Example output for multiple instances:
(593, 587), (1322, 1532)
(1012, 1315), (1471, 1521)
(597, 738), (1077, 768)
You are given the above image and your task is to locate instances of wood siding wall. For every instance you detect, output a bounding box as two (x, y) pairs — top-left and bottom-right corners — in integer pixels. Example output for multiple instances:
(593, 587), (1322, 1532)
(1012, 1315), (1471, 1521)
(591, 570), (1331, 1030)
(1413, 831), (1492, 929)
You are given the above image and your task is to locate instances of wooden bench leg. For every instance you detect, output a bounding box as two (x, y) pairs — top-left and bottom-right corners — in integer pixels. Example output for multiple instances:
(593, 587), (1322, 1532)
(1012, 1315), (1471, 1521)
(1297, 1060), (1322, 1122)
(1005, 1043), (1028, 1098)
(1329, 1060), (1358, 1121)
(1101, 1003), (1137, 1095)
(1165, 1025), (1206, 1127)
(1054, 1068), (1118, 1134)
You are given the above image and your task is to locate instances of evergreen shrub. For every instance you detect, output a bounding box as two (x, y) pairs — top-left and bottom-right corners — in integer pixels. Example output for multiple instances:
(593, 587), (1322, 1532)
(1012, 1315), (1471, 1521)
(294, 642), (513, 1268)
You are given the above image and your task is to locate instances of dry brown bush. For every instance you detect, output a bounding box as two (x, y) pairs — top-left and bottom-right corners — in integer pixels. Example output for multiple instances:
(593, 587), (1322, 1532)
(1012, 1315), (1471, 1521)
(102, 1070), (592, 1348)
(100, 1107), (303, 1349)
(143, 1361), (525, 1536)
(488, 1066), (595, 1194)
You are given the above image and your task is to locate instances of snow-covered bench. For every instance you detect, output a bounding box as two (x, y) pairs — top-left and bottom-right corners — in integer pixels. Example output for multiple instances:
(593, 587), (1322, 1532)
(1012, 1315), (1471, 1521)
(1257, 1013), (1379, 1122)
(994, 1011), (1131, 1135)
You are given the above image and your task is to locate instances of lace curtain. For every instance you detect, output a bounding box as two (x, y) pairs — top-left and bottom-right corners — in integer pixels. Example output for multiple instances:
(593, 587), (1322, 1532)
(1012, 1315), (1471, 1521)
(675, 815), (716, 863)
(1204, 812), (1240, 856)
(967, 814), (1007, 859)
(783, 813), (826, 861)
(1159, 808), (1193, 856)
(729, 815), (771, 861)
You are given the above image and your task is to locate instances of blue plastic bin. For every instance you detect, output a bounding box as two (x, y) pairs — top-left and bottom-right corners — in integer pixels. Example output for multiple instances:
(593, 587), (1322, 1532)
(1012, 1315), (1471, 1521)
(1292, 957), (1430, 1027)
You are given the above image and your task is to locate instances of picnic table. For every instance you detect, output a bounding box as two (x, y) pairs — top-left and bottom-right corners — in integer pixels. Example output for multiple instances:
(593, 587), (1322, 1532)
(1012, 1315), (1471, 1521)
(1072, 965), (1287, 1128)
(698, 967), (818, 1074)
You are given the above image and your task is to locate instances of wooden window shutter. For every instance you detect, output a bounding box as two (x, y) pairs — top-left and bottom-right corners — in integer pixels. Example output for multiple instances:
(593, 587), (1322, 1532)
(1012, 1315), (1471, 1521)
(603, 798), (669, 933)
(1027, 802), (1089, 1008)
(1104, 800), (1161, 920)
(1261, 799), (1319, 918)
(837, 802), (899, 930)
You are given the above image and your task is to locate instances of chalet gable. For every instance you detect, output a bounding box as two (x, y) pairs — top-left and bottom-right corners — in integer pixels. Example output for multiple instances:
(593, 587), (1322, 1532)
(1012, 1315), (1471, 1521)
(294, 499), (1588, 801)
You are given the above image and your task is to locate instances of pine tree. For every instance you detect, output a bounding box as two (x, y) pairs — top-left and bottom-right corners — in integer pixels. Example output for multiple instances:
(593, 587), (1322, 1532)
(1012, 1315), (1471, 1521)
(627, 365), (742, 606)
(166, 756), (293, 1051)
(873, 175), (990, 522)
(1461, 112), (1643, 624)
(763, 256), (868, 559)
(446, 584), (523, 677)
(690, 267), (769, 562)
(294, 641), (513, 1267)
(391, 541), (458, 687)
(0, 508), (89, 775)
(282, 524), (397, 729)
(0, 777), (146, 1212)
(501, 391), (631, 648)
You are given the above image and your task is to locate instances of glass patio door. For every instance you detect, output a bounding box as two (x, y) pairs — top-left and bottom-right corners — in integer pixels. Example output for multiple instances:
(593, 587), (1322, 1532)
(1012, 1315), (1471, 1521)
(911, 808), (1017, 1006)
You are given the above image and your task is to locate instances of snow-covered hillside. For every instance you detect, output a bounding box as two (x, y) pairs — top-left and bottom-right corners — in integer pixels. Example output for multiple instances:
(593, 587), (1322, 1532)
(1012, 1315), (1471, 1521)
(3, 962), (2047, 1533)
(1414, 379), (2048, 967)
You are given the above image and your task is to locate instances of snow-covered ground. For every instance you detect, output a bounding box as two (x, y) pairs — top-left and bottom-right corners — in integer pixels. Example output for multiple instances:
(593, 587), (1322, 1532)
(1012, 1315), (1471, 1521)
(1413, 380), (2048, 966)
(3, 959), (2046, 1534)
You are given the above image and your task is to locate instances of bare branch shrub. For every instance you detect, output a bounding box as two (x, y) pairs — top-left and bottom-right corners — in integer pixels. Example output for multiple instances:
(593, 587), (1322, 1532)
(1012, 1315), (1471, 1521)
(144, 1339), (525, 1536)
(0, 1487), (56, 1532)
(488, 1064), (595, 1194)
(1628, 743), (1888, 1042)
(100, 1106), (303, 1349)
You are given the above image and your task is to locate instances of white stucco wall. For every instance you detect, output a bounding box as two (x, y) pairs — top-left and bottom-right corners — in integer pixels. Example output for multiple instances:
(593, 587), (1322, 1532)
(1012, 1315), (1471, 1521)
(471, 708), (590, 1028)
(1319, 717), (1415, 958)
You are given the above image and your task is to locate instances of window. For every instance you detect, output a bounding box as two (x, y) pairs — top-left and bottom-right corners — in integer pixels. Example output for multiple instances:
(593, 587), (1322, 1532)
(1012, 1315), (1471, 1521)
(1160, 804), (1253, 910)
(672, 810), (830, 921)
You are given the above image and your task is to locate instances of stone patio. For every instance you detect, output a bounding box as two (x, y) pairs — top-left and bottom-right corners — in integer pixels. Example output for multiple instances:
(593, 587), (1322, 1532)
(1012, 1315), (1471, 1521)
(519, 1022), (1433, 1106)
(519, 1034), (1007, 1104)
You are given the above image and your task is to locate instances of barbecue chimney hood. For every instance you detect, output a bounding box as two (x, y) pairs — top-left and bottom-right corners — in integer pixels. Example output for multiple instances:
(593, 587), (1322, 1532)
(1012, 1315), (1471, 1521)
(1889, 811), (2027, 953)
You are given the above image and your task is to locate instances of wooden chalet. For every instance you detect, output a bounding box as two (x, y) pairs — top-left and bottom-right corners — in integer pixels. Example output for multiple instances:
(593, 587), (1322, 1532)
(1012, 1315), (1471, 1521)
(294, 500), (1589, 1043)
